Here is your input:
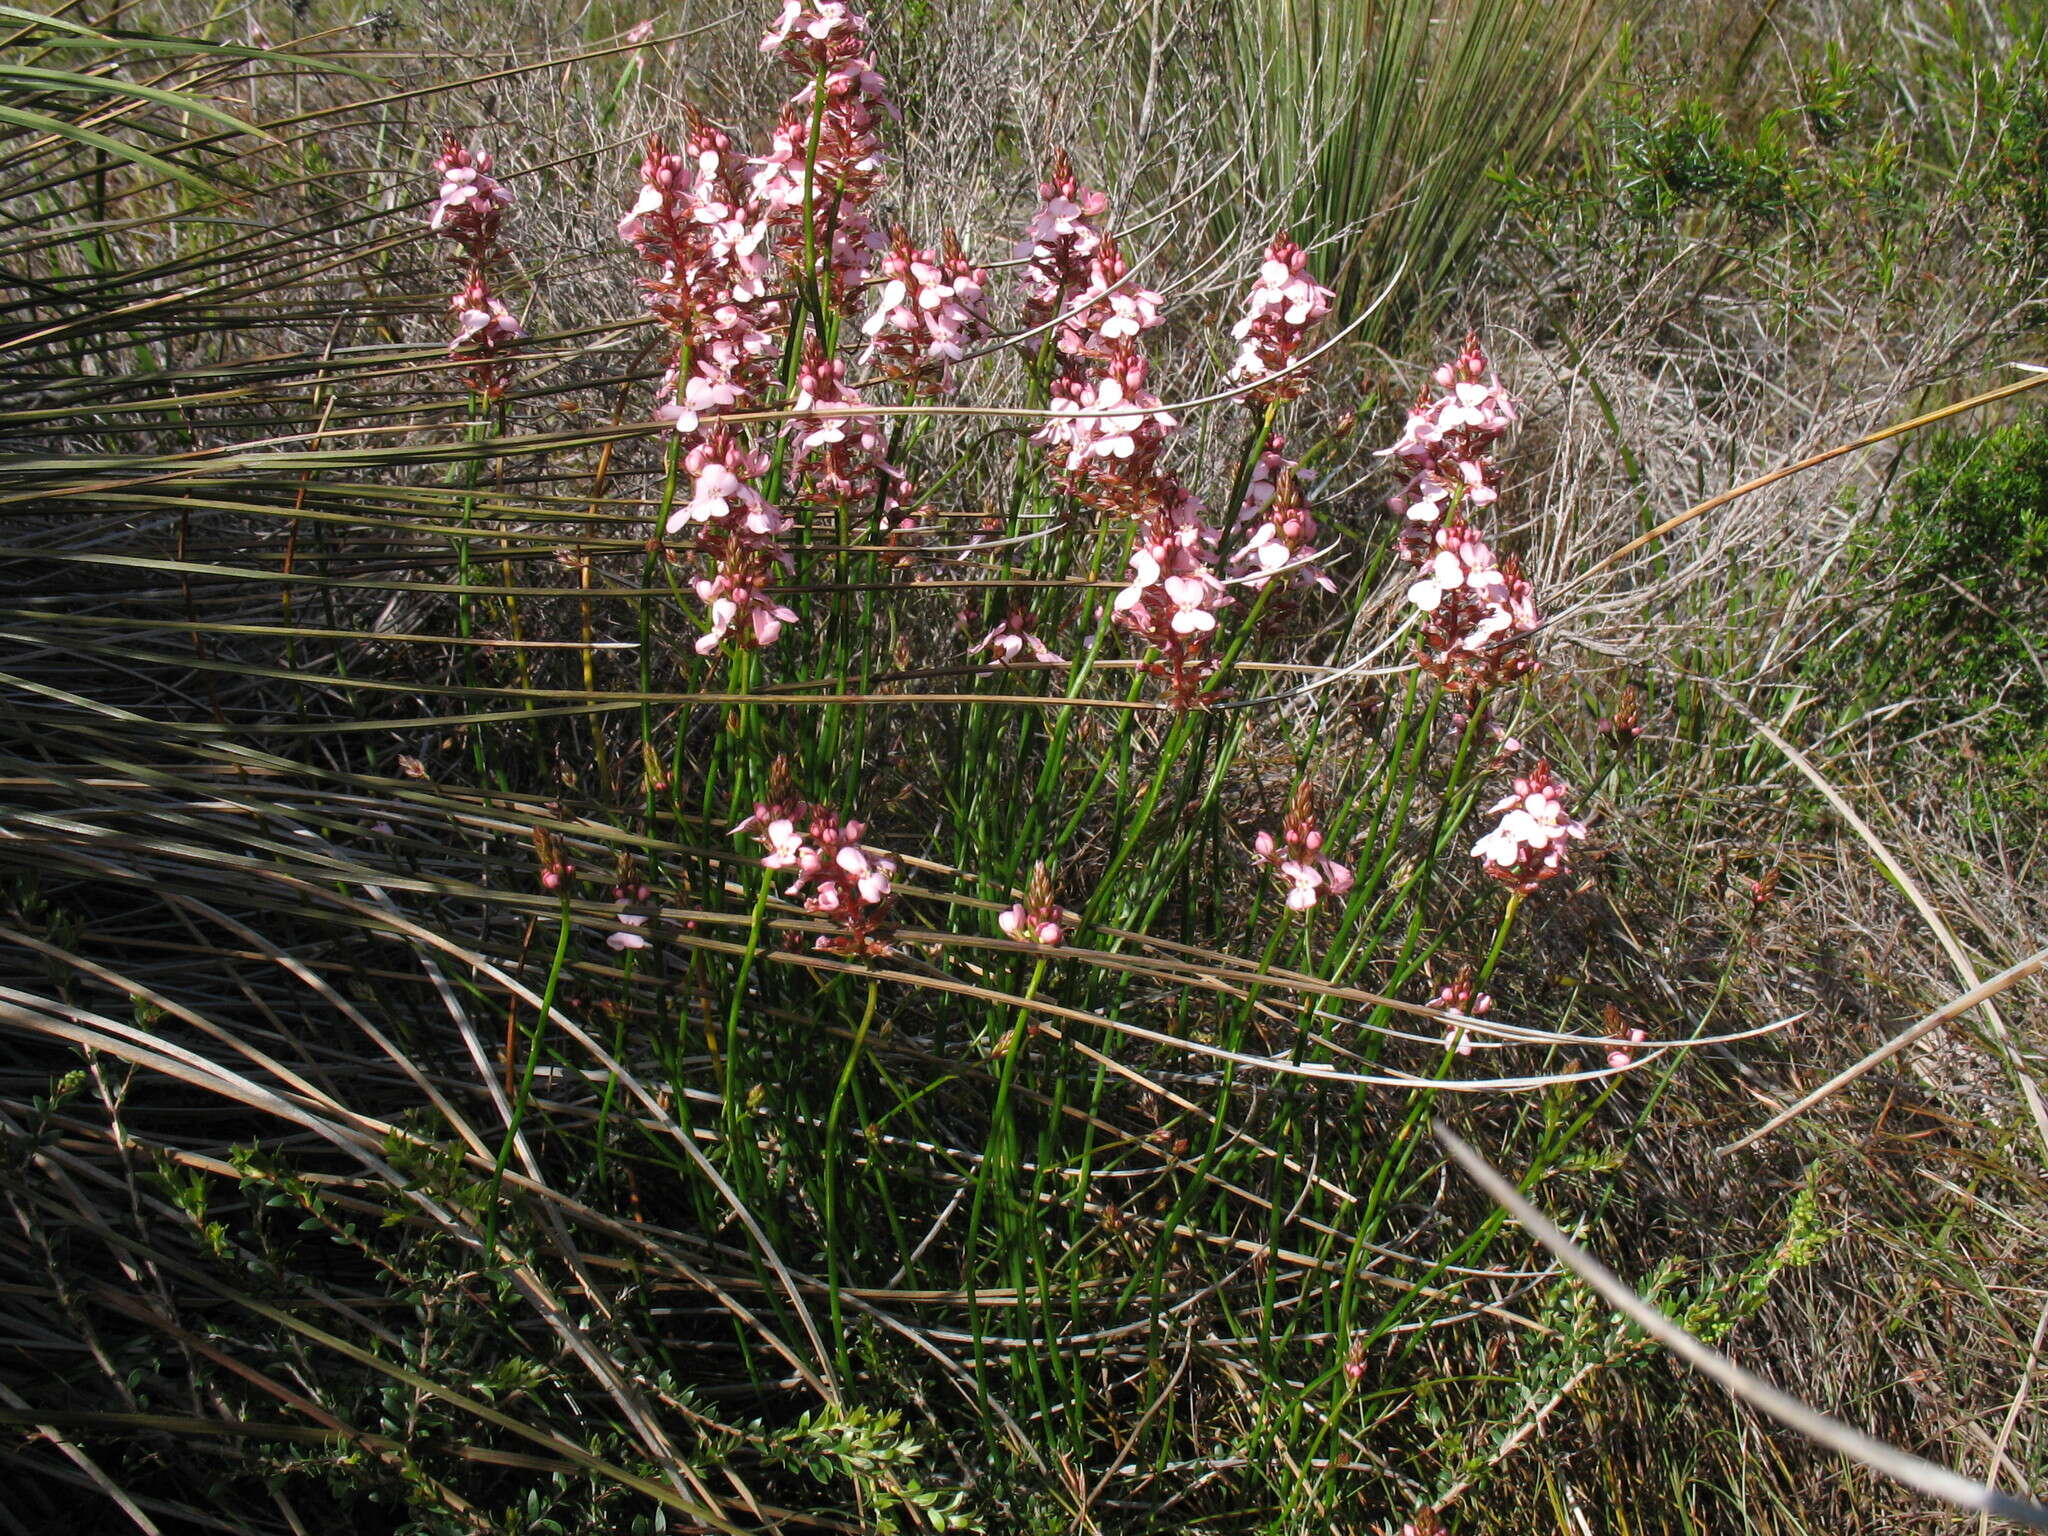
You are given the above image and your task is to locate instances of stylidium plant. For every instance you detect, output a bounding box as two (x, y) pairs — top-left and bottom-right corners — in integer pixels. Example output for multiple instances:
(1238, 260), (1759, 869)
(1383, 334), (1516, 557)
(1471, 760), (1587, 894)
(428, 139), (521, 397)
(738, 762), (898, 956)
(1227, 233), (1333, 403)
(754, 0), (895, 304)
(998, 861), (1068, 946)
(1433, 965), (1494, 1055)
(1229, 447), (1335, 597)
(619, 117), (780, 434)
(1255, 783), (1354, 911)
(861, 228), (994, 391)
(1381, 337), (1543, 695)
(671, 428), (801, 654)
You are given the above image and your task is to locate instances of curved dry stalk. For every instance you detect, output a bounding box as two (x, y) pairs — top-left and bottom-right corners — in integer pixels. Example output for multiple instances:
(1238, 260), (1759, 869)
(1434, 1120), (2048, 1533)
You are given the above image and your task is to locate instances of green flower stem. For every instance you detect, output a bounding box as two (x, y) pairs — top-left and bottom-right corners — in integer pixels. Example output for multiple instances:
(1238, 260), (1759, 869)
(481, 890), (574, 1266)
(822, 976), (882, 1383)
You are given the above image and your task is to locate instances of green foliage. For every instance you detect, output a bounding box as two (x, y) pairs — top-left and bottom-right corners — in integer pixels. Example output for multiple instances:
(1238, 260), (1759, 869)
(763, 1406), (978, 1532)
(1854, 410), (2048, 798)
(1985, 35), (2048, 258)
(1614, 96), (1802, 226)
(1217, 0), (1620, 332)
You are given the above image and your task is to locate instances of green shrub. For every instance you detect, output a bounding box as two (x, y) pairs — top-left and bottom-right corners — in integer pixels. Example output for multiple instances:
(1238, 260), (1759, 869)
(1857, 411), (2048, 801)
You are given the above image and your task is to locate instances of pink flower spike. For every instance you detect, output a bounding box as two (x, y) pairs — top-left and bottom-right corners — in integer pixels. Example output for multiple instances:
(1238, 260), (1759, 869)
(1471, 761), (1586, 895)
(740, 777), (899, 957)
(1226, 233), (1332, 403)
(999, 862), (1068, 947)
(1255, 783), (1350, 912)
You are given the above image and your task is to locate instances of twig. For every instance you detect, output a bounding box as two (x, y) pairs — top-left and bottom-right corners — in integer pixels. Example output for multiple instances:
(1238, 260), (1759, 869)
(1574, 367), (2048, 583)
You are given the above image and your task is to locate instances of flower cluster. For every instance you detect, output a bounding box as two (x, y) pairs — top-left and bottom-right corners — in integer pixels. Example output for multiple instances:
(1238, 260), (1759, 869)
(607, 862), (656, 953)
(1110, 486), (1233, 706)
(1383, 337), (1541, 694)
(429, 139), (513, 248)
(1255, 784), (1354, 912)
(619, 118), (780, 434)
(529, 825), (574, 892)
(1226, 234), (1332, 403)
(669, 429), (800, 654)
(972, 608), (1064, 667)
(1470, 761), (1586, 895)
(999, 860), (1068, 946)
(861, 228), (994, 391)
(1432, 965), (1494, 1055)
(1229, 444), (1334, 597)
(1058, 233), (1164, 359)
(1015, 151), (1110, 330)
(1597, 686), (1644, 750)
(1405, 518), (1541, 693)
(754, 0), (894, 304)
(740, 768), (898, 956)
(428, 140), (522, 397)
(1603, 1004), (1648, 1070)
(1037, 351), (1183, 509)
(1383, 334), (1516, 553)
(786, 343), (887, 505)
(1021, 170), (1276, 707)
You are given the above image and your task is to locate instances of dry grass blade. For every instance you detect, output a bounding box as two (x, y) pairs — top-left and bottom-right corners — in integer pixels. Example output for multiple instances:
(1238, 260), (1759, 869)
(1708, 680), (2048, 1157)
(1578, 369), (2048, 583)
(1720, 943), (2048, 1156)
(1433, 1121), (2048, 1533)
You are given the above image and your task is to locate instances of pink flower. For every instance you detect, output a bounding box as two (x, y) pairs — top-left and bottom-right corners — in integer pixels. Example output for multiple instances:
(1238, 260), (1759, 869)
(1229, 443), (1335, 597)
(1432, 965), (1493, 1055)
(998, 861), (1068, 946)
(606, 906), (651, 952)
(1016, 151), (1110, 325)
(623, 17), (656, 43)
(1606, 1026), (1648, 1070)
(1227, 233), (1332, 402)
(744, 790), (899, 956)
(429, 142), (522, 397)
(1255, 784), (1353, 911)
(1383, 334), (1516, 555)
(1163, 574), (1218, 634)
(972, 608), (1065, 667)
(1471, 761), (1586, 895)
(1405, 518), (1541, 694)
(786, 344), (888, 504)
(862, 227), (994, 390)
(428, 140), (513, 250)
